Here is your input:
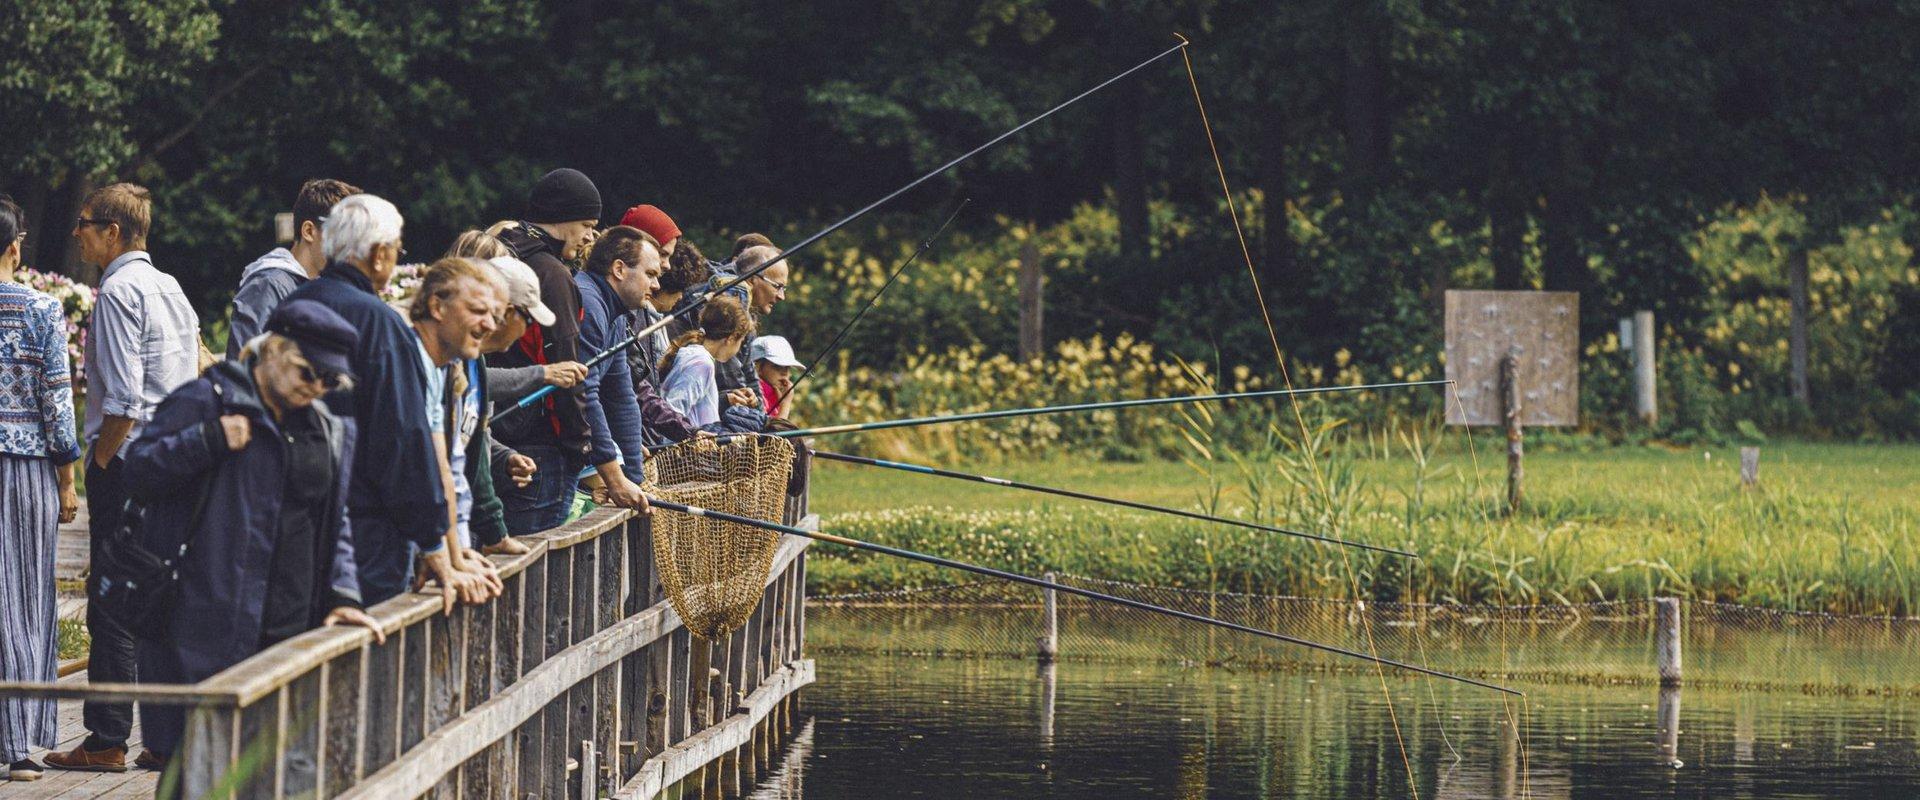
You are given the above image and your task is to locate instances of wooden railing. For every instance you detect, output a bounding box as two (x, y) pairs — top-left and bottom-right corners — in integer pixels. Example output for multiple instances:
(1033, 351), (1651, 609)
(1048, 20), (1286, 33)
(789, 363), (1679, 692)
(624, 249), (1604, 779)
(2, 464), (814, 800)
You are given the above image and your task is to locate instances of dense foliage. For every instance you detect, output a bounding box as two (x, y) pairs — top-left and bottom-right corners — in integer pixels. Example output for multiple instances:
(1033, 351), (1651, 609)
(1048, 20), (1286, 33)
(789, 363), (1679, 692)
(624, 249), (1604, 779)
(5, 0), (1917, 437)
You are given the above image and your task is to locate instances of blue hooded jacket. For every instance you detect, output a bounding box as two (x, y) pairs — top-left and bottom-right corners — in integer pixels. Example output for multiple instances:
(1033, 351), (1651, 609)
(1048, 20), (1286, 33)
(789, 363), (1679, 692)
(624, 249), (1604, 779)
(125, 360), (359, 753)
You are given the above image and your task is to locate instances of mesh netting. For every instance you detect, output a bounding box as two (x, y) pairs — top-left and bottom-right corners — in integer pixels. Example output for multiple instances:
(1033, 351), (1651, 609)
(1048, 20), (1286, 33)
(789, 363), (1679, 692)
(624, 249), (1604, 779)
(811, 577), (1920, 695)
(645, 435), (795, 640)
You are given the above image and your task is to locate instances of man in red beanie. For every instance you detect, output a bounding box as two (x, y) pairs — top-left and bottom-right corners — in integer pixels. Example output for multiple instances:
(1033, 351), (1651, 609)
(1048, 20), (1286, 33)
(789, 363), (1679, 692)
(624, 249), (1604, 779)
(620, 204), (681, 258)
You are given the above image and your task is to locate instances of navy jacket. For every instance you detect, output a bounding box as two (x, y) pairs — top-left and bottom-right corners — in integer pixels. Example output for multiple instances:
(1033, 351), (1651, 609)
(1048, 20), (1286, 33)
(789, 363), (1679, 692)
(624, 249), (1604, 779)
(125, 361), (358, 695)
(283, 263), (449, 546)
(574, 269), (647, 481)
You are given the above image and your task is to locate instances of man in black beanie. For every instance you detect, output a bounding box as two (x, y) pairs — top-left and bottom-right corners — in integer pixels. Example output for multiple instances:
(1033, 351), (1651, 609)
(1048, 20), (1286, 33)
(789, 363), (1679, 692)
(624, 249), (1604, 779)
(490, 168), (602, 535)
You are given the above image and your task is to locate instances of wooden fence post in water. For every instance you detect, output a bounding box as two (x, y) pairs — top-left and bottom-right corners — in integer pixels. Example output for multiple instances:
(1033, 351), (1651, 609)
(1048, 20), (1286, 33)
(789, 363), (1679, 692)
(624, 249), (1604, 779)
(1656, 597), (1682, 686)
(1739, 447), (1760, 488)
(1038, 572), (1059, 663)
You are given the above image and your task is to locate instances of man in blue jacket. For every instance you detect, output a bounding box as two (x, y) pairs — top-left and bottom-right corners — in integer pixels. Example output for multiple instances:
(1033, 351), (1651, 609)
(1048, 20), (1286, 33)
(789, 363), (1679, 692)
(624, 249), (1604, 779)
(572, 225), (659, 511)
(281, 194), (493, 609)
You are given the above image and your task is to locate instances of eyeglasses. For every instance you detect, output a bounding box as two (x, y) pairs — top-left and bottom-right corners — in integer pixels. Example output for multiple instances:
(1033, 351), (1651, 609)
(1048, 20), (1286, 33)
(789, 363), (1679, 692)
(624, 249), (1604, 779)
(296, 364), (346, 391)
(75, 217), (112, 229)
(754, 275), (787, 293)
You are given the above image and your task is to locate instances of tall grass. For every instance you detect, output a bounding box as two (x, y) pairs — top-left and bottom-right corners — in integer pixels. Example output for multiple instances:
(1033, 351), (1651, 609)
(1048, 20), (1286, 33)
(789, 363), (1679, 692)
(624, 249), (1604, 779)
(809, 435), (1920, 616)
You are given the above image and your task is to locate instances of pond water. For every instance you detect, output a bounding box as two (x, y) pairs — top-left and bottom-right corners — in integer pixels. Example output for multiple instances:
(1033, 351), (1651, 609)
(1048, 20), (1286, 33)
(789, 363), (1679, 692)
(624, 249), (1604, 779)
(748, 611), (1920, 799)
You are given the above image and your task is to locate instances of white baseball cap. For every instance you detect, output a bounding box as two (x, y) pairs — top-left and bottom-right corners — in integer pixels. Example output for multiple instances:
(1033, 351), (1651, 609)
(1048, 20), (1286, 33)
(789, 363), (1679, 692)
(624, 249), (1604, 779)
(486, 256), (557, 326)
(749, 335), (802, 368)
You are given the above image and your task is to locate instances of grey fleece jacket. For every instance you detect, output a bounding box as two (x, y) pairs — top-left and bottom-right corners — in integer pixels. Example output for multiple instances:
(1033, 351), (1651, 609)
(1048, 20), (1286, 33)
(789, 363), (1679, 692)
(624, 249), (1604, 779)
(226, 248), (311, 360)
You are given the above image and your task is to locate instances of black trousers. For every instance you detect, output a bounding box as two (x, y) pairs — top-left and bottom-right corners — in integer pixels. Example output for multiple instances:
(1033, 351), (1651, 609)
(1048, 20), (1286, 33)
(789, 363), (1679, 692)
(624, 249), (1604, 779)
(83, 455), (138, 750)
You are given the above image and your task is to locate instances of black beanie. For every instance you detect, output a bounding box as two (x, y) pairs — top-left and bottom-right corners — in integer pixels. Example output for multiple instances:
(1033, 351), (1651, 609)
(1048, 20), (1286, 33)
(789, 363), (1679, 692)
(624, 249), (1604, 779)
(526, 168), (602, 224)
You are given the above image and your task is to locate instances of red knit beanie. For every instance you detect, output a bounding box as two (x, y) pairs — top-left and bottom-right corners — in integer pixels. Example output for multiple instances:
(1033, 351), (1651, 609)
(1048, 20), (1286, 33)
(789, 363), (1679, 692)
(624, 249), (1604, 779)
(619, 204), (681, 247)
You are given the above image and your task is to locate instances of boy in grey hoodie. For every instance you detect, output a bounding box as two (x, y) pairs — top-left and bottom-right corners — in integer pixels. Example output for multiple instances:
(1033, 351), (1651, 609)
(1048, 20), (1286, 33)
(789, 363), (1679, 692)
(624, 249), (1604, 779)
(225, 179), (361, 359)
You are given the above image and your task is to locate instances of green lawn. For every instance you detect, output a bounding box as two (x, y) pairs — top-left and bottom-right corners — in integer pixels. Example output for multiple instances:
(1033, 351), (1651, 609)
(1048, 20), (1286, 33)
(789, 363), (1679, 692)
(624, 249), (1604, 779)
(808, 439), (1920, 614)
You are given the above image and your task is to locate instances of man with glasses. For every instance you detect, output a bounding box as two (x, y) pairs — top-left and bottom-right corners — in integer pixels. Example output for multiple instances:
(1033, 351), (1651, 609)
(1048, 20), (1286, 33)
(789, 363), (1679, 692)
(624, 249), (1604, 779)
(224, 179), (361, 360)
(46, 183), (201, 774)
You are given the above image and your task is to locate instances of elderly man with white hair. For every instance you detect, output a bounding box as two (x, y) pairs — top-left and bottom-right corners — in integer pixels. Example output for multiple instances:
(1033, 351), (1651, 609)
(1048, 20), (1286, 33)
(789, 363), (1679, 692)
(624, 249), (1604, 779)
(280, 194), (495, 610)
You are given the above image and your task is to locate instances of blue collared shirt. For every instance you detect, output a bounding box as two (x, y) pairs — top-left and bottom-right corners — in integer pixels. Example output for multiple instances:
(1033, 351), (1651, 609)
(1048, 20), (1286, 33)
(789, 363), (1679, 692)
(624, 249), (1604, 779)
(83, 251), (202, 457)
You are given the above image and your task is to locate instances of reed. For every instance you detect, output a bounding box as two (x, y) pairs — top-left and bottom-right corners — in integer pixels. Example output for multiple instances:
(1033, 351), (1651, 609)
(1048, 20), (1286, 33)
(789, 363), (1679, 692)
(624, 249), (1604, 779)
(810, 437), (1920, 616)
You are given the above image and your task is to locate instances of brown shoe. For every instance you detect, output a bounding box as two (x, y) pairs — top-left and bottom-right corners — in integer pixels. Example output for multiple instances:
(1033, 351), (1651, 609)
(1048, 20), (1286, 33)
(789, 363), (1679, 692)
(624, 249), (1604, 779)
(42, 743), (128, 773)
(134, 750), (167, 771)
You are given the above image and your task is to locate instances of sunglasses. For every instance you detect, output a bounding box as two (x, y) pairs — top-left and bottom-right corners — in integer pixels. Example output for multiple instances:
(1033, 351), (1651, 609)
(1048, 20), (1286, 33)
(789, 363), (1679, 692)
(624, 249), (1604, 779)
(513, 307), (535, 325)
(75, 217), (113, 229)
(297, 364), (347, 390)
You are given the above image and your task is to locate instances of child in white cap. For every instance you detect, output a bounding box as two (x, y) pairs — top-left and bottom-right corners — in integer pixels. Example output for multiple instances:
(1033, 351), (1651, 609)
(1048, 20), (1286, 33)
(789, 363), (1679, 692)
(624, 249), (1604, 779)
(749, 336), (803, 418)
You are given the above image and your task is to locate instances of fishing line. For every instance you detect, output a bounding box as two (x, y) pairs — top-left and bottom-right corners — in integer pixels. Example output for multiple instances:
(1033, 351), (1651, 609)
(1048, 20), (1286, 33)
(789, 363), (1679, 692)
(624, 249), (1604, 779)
(648, 497), (1523, 695)
(1176, 34), (1427, 796)
(813, 449), (1418, 557)
(499, 40), (1192, 420)
(776, 197), (971, 407)
(1443, 379), (1534, 798)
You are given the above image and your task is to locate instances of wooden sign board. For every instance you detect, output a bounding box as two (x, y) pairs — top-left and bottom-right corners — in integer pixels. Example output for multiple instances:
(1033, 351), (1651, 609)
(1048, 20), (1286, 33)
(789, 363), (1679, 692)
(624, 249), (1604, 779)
(1444, 290), (1579, 426)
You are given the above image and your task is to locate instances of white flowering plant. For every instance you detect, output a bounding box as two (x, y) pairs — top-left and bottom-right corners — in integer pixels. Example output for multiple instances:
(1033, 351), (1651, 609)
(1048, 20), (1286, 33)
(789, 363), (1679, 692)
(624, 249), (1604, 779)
(11, 267), (96, 385)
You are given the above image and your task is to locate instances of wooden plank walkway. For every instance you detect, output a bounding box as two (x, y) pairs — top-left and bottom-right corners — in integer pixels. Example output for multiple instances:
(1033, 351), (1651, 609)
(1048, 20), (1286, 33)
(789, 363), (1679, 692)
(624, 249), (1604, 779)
(2, 670), (159, 797)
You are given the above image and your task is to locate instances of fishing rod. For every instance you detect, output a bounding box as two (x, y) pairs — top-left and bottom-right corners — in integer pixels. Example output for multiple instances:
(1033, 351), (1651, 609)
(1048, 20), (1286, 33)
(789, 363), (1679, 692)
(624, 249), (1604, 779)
(775, 197), (971, 407)
(499, 40), (1192, 421)
(811, 450), (1416, 557)
(756, 379), (1451, 439)
(648, 497), (1521, 696)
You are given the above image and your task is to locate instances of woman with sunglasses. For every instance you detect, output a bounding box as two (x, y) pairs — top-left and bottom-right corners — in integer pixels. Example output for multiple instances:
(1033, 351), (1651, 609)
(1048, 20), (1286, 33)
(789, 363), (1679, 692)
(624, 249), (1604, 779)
(123, 299), (383, 767)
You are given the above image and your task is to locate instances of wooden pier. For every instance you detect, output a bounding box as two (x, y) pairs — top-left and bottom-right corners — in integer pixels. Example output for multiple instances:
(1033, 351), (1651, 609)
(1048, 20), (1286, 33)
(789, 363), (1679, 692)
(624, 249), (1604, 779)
(4, 472), (814, 800)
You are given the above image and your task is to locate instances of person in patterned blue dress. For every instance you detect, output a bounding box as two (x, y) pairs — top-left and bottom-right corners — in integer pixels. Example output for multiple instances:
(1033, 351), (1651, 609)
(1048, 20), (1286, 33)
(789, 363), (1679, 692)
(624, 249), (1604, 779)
(0, 195), (81, 782)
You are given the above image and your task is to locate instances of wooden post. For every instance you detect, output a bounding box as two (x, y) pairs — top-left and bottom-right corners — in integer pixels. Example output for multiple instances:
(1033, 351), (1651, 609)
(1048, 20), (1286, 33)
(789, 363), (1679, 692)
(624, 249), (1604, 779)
(1739, 447), (1760, 488)
(1501, 352), (1524, 513)
(1037, 572), (1059, 663)
(1655, 597), (1682, 686)
(1657, 685), (1683, 768)
(1018, 235), (1044, 361)
(579, 740), (597, 800)
(1634, 310), (1657, 424)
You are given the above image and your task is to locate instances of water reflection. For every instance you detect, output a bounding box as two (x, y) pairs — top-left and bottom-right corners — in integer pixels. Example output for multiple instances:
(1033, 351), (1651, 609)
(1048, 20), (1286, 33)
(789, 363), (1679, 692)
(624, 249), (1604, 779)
(748, 613), (1920, 798)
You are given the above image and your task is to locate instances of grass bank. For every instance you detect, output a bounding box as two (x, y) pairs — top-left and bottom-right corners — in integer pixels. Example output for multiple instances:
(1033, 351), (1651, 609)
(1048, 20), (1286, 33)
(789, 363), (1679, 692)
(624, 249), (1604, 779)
(807, 437), (1920, 615)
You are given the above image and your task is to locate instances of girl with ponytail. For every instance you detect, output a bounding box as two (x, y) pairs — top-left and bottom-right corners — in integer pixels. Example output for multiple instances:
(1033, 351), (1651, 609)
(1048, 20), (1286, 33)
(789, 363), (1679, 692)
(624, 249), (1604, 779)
(657, 296), (755, 428)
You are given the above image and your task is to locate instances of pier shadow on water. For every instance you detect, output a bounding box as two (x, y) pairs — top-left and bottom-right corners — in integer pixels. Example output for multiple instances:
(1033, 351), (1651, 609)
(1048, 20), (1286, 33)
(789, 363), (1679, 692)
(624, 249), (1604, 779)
(746, 609), (1920, 799)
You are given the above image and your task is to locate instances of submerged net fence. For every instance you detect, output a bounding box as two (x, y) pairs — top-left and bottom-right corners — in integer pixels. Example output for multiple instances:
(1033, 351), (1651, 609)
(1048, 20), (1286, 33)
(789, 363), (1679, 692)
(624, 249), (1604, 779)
(809, 576), (1920, 695)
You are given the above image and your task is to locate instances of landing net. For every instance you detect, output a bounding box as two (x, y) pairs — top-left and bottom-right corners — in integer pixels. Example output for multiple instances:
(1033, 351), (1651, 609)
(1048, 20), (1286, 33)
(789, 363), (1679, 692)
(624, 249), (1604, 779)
(645, 434), (795, 639)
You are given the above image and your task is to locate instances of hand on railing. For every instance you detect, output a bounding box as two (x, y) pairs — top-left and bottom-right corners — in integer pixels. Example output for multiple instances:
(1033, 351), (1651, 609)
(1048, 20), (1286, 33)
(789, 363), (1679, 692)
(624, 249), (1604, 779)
(323, 606), (387, 644)
(417, 549), (492, 614)
(461, 548), (505, 595)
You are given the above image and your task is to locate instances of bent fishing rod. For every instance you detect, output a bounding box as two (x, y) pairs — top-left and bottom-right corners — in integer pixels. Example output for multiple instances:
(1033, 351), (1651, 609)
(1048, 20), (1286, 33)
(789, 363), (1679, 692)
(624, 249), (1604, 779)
(647, 497), (1520, 696)
(811, 450), (1416, 558)
(750, 379), (1451, 440)
(776, 197), (970, 407)
(499, 40), (1192, 421)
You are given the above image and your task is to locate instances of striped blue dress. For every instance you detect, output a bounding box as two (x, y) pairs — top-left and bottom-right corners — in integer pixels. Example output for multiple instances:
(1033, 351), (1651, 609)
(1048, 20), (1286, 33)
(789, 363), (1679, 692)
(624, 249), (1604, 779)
(0, 280), (81, 762)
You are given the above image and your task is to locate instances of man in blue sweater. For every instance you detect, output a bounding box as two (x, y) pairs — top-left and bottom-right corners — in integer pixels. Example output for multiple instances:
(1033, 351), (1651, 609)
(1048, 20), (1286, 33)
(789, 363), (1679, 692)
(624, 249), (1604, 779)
(281, 194), (494, 609)
(572, 225), (660, 511)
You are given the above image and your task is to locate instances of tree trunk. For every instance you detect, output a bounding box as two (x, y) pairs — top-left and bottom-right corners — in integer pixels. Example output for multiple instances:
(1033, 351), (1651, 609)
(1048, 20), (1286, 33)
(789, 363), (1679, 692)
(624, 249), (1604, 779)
(15, 177), (51, 269)
(1789, 246), (1810, 406)
(1486, 143), (1527, 290)
(1259, 106), (1299, 292)
(1340, 28), (1390, 193)
(1111, 31), (1148, 259)
(1018, 232), (1044, 362)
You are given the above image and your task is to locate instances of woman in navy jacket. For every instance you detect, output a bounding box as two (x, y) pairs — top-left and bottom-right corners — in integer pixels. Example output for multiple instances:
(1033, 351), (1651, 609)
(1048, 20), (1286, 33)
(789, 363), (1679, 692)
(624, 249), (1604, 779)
(125, 301), (383, 761)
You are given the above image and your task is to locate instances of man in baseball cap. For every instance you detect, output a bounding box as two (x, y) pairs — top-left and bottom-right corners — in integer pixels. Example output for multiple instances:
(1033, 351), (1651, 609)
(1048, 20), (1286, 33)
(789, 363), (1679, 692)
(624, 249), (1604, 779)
(486, 256), (557, 326)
